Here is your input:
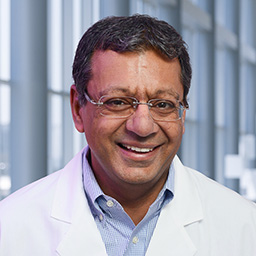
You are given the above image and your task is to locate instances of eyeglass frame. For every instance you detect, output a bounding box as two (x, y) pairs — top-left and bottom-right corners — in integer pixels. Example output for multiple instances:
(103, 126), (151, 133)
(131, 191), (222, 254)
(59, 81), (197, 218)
(84, 91), (188, 122)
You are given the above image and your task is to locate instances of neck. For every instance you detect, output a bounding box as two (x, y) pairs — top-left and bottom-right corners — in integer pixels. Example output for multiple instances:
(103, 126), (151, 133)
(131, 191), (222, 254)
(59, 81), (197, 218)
(97, 173), (168, 225)
(121, 190), (161, 225)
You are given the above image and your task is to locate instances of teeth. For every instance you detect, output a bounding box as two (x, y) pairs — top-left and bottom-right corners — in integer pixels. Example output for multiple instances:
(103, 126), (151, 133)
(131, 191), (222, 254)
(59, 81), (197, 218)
(125, 145), (153, 153)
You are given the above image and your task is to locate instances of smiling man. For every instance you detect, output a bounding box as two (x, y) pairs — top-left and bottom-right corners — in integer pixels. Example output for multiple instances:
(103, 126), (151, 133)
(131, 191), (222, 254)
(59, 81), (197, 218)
(71, 50), (185, 226)
(1, 15), (256, 256)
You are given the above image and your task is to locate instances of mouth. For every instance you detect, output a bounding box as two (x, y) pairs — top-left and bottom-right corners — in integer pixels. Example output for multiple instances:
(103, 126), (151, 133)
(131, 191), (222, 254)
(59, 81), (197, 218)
(118, 143), (156, 153)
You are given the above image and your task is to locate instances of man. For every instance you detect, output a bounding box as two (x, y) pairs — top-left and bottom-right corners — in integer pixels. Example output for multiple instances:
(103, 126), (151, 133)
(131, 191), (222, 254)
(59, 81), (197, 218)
(0, 15), (256, 256)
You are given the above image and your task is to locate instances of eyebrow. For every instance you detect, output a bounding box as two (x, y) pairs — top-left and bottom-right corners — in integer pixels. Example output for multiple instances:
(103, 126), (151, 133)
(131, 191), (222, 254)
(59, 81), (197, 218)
(99, 87), (130, 96)
(98, 86), (181, 100)
(154, 89), (180, 100)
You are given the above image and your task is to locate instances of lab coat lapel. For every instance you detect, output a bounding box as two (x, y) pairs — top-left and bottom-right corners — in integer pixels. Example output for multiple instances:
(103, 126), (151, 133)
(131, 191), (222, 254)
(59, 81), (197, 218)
(50, 148), (107, 256)
(49, 149), (203, 255)
(146, 208), (197, 256)
(56, 209), (107, 256)
(146, 156), (203, 256)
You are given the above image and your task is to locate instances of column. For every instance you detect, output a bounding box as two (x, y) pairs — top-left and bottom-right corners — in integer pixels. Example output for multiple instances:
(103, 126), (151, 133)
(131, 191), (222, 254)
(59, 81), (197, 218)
(10, 0), (47, 192)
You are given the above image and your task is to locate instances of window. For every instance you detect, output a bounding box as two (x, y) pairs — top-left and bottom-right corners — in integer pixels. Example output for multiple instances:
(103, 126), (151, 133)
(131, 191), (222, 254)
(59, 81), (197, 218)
(47, 0), (100, 173)
(0, 0), (11, 199)
(2, 0), (256, 198)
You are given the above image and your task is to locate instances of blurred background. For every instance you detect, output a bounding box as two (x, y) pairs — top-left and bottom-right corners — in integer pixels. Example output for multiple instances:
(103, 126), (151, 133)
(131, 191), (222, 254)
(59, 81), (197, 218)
(0, 0), (256, 200)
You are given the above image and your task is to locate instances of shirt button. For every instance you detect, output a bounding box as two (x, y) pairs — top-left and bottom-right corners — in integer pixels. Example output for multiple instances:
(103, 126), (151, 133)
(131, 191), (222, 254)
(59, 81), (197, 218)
(106, 200), (114, 207)
(99, 214), (103, 221)
(132, 236), (139, 244)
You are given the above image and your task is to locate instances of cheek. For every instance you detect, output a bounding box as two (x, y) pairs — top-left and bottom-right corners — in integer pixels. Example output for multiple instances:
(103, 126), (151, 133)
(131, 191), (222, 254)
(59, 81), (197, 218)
(85, 115), (125, 143)
(83, 111), (100, 143)
(161, 123), (184, 150)
(164, 122), (184, 138)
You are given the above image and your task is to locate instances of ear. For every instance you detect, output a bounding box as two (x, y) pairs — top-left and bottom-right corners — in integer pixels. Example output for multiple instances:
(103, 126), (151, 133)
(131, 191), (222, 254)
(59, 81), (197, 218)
(182, 109), (186, 134)
(70, 84), (85, 133)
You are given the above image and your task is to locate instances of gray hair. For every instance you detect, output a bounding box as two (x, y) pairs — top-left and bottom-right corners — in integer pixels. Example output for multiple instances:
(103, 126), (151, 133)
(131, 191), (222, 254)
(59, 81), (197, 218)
(72, 14), (191, 107)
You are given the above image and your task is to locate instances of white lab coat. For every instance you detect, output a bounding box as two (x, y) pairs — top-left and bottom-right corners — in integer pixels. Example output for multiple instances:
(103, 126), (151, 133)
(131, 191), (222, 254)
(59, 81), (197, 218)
(0, 147), (256, 255)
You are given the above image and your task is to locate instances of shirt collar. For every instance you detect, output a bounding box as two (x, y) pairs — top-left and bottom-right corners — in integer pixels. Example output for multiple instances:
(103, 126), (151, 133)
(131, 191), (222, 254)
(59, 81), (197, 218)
(148, 164), (174, 214)
(82, 146), (104, 216)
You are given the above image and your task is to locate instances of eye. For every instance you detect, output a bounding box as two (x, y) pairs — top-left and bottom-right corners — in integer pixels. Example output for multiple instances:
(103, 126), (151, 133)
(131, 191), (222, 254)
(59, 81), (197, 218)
(103, 97), (132, 111)
(104, 98), (130, 106)
(106, 99), (126, 106)
(153, 100), (176, 110)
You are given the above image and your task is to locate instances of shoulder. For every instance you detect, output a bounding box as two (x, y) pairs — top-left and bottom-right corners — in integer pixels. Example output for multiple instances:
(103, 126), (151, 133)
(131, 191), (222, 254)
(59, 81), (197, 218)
(0, 170), (61, 212)
(189, 166), (255, 210)
(0, 147), (86, 219)
(173, 156), (256, 217)
(170, 157), (256, 254)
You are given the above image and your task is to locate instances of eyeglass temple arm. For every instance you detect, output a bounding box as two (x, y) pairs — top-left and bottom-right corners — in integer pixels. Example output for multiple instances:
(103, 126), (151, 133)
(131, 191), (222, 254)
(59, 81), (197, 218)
(84, 92), (103, 106)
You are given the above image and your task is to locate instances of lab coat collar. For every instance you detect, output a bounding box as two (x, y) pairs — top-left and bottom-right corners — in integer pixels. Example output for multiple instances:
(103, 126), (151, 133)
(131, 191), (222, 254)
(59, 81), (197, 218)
(172, 155), (204, 226)
(51, 147), (108, 255)
(146, 155), (203, 255)
(51, 149), (203, 255)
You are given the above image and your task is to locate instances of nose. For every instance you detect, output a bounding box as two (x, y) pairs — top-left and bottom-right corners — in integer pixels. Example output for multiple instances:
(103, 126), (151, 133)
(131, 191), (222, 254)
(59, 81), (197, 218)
(125, 104), (159, 137)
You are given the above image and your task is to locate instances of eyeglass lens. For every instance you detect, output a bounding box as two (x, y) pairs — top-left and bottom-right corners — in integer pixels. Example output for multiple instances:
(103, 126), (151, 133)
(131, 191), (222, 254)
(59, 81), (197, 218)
(99, 96), (184, 121)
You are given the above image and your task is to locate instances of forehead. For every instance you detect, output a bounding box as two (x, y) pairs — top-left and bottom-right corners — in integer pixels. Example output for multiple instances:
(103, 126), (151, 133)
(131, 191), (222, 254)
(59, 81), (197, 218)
(89, 50), (183, 99)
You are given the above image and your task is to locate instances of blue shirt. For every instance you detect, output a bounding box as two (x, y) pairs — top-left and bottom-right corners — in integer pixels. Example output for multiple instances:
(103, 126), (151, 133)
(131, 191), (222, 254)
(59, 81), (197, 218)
(82, 148), (174, 256)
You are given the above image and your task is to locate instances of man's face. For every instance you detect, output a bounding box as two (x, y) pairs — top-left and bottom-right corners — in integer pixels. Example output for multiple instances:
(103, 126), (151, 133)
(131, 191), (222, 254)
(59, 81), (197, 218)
(72, 50), (186, 194)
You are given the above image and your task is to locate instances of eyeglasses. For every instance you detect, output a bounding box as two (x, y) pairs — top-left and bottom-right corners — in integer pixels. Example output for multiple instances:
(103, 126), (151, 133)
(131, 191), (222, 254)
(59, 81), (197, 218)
(84, 92), (187, 122)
